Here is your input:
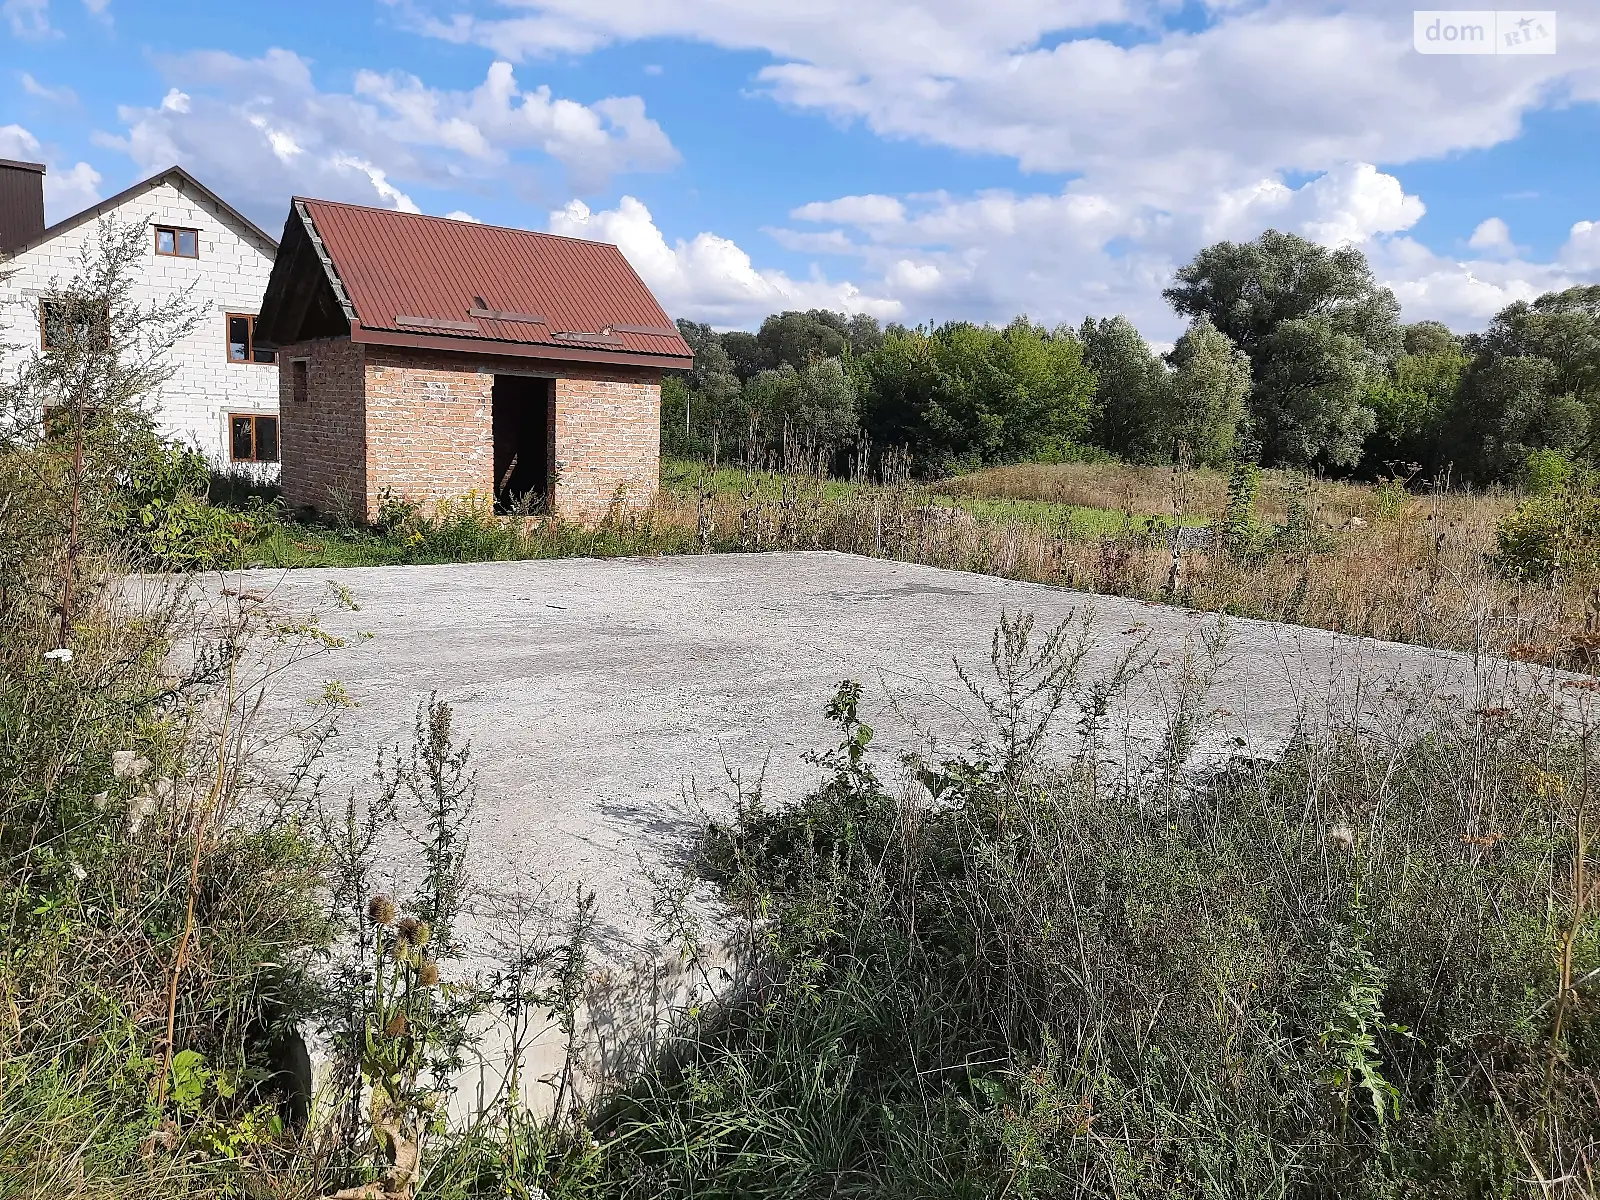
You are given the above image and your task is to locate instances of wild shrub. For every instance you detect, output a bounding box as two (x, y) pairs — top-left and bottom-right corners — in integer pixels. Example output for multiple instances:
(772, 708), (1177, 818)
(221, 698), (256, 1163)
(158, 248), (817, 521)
(601, 615), (1599, 1198)
(1496, 469), (1600, 583)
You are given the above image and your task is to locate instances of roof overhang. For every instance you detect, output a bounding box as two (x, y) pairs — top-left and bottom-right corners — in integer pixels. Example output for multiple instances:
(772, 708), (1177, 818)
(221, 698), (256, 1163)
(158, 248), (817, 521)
(352, 325), (693, 371)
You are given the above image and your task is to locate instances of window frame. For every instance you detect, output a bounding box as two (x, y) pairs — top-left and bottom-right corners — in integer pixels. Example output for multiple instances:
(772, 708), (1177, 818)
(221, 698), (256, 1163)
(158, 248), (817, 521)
(226, 313), (275, 365)
(228, 412), (280, 464)
(290, 358), (309, 403)
(39, 296), (109, 351)
(154, 225), (200, 259)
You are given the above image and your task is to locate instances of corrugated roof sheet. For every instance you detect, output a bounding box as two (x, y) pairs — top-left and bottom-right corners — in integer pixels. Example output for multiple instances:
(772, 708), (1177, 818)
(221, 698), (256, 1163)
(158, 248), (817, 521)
(299, 198), (692, 361)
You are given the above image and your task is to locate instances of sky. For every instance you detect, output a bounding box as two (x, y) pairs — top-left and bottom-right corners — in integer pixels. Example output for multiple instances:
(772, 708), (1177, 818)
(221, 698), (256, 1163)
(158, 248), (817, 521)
(2, 0), (1599, 341)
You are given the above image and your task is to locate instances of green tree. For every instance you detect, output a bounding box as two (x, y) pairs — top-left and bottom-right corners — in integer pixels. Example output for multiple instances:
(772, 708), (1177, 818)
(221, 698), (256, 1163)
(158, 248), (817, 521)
(754, 309), (849, 373)
(745, 358), (858, 453)
(1475, 285), (1600, 454)
(1361, 343), (1469, 474)
(1446, 354), (1588, 483)
(1250, 316), (1376, 469)
(856, 319), (1096, 471)
(1166, 315), (1252, 468)
(1165, 230), (1400, 468)
(1079, 315), (1173, 462)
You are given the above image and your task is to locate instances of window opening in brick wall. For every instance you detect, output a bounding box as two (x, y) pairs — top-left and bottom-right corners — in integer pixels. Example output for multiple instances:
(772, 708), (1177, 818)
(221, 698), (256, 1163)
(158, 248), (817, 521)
(227, 313), (275, 364)
(290, 359), (308, 403)
(155, 225), (199, 258)
(39, 297), (108, 350)
(492, 374), (554, 513)
(229, 413), (279, 463)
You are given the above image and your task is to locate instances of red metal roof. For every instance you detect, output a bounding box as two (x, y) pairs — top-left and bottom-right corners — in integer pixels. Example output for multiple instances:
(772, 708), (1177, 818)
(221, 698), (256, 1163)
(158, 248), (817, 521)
(298, 197), (692, 363)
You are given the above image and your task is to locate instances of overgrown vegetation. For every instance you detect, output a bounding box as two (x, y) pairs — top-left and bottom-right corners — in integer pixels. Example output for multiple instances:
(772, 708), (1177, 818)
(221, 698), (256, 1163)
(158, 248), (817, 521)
(598, 617), (1600, 1198)
(6, 216), (1600, 1200)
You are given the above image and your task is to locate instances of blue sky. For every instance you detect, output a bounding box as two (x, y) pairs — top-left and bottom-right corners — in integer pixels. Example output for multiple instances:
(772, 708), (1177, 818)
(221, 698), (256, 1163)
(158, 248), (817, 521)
(4, 0), (1599, 339)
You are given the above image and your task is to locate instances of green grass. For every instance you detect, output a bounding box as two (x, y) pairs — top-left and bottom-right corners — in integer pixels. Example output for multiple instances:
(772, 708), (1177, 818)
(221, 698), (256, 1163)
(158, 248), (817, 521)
(237, 514), (698, 570)
(660, 457), (1203, 538)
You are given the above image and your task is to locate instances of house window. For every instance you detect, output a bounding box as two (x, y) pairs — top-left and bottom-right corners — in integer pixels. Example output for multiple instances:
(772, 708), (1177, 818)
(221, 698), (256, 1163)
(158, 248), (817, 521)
(229, 413), (279, 463)
(227, 314), (275, 364)
(39, 297), (106, 350)
(291, 359), (309, 403)
(155, 225), (199, 258)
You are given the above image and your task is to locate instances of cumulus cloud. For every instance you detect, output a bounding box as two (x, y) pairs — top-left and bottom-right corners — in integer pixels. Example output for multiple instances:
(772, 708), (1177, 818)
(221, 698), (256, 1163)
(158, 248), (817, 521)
(0, 124), (102, 221)
(383, 1), (1600, 331)
(95, 49), (678, 227)
(397, 0), (1600, 208)
(749, 163), (1596, 337)
(1560, 221), (1600, 273)
(1467, 217), (1517, 257)
(549, 196), (901, 325)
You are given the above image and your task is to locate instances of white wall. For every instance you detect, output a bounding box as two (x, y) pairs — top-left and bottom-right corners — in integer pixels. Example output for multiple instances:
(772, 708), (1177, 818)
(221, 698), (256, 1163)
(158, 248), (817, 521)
(0, 175), (279, 471)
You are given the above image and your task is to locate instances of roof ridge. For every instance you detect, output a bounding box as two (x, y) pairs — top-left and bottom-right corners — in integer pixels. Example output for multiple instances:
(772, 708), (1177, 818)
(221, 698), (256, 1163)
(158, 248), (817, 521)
(294, 195), (625, 254)
(10, 164), (279, 258)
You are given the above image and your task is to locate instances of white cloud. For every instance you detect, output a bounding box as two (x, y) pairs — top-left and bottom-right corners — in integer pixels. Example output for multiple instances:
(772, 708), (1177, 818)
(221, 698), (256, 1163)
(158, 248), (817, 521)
(792, 194), (905, 226)
(744, 163), (1596, 337)
(399, 0), (1600, 210)
(96, 49), (678, 227)
(20, 73), (77, 105)
(1562, 221), (1600, 272)
(3, 0), (52, 38)
(0, 124), (102, 221)
(1467, 216), (1515, 256)
(549, 195), (901, 325)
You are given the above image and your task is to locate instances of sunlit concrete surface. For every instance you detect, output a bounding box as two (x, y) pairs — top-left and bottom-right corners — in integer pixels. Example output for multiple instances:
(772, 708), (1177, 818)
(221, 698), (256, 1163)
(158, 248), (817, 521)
(201, 550), (1505, 958)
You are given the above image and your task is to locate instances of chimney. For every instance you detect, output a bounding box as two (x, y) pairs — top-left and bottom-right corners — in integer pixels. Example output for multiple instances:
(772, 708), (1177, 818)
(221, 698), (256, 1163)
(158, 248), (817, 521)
(0, 158), (46, 255)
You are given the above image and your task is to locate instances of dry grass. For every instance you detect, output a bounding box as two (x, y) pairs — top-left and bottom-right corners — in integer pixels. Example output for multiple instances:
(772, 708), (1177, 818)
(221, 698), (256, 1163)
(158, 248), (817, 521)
(654, 460), (1596, 666)
(943, 460), (1435, 526)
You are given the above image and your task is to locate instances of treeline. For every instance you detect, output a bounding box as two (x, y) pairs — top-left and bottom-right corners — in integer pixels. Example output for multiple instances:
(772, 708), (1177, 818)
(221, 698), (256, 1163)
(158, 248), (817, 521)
(665, 229), (1600, 486)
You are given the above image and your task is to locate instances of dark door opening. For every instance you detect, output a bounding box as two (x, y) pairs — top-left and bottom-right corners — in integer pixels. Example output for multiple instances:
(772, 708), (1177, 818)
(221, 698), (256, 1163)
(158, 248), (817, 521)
(492, 375), (554, 512)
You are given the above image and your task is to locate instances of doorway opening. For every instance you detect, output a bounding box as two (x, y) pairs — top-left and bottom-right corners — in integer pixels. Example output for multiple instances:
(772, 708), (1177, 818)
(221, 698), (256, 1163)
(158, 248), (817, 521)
(492, 375), (554, 513)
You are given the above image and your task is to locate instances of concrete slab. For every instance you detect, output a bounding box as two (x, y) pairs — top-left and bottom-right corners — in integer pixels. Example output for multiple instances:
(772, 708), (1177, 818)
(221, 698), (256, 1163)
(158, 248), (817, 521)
(221, 551), (1501, 957)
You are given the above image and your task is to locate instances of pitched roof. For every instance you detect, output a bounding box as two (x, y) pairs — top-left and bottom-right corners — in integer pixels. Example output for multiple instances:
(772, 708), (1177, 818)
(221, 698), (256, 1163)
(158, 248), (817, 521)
(274, 197), (691, 367)
(6, 165), (278, 258)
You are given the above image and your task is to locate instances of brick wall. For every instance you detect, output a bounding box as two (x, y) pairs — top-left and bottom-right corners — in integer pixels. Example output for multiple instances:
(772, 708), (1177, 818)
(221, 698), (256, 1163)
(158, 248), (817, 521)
(364, 347), (495, 520)
(275, 341), (662, 522)
(553, 368), (662, 514)
(278, 338), (367, 519)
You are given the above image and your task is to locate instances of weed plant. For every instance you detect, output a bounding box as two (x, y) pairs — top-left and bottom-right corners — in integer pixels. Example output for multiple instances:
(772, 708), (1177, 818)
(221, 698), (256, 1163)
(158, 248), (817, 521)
(597, 615), (1600, 1199)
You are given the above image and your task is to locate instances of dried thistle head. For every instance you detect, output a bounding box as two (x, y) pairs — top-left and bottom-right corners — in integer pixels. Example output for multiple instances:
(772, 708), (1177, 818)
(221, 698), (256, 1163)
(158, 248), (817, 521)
(412, 920), (432, 948)
(417, 959), (440, 987)
(396, 915), (421, 944)
(384, 1013), (408, 1039)
(367, 895), (397, 926)
(1327, 823), (1355, 852)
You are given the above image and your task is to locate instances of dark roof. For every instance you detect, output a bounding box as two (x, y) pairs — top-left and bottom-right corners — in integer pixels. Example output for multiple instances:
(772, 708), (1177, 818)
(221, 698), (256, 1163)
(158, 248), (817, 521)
(0, 158), (45, 174)
(5, 164), (278, 258)
(257, 197), (690, 367)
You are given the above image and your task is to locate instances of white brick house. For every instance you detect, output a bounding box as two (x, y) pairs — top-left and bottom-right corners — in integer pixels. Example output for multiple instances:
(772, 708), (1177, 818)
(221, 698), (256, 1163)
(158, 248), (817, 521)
(0, 163), (281, 473)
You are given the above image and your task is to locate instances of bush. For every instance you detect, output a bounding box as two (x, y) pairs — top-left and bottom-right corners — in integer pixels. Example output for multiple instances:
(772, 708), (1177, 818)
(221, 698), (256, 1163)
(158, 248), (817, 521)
(1496, 470), (1600, 582)
(1520, 447), (1575, 496)
(601, 615), (1600, 1198)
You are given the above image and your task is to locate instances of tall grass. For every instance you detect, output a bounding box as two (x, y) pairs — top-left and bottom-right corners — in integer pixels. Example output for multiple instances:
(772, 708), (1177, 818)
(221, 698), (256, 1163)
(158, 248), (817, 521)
(594, 615), (1600, 1198)
(650, 458), (1589, 666)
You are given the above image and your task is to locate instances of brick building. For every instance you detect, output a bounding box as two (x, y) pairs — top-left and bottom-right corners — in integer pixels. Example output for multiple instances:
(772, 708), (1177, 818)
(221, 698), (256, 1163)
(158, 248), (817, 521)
(0, 161), (281, 471)
(252, 198), (692, 521)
